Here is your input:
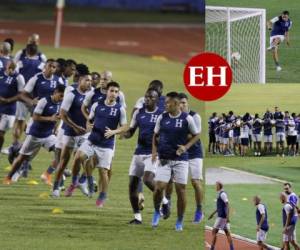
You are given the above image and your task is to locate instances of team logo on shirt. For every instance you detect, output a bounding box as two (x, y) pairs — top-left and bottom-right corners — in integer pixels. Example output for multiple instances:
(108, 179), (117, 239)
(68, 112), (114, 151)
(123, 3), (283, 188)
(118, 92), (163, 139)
(110, 108), (118, 116)
(150, 114), (158, 123)
(175, 119), (183, 128)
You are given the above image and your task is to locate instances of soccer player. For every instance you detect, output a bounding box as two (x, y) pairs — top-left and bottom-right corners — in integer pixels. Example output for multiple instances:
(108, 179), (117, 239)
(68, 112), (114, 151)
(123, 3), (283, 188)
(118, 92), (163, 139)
(232, 116), (241, 155)
(252, 114), (263, 156)
(179, 93), (204, 223)
(208, 181), (234, 250)
(280, 192), (300, 250)
(123, 88), (163, 224)
(286, 114), (297, 156)
(151, 92), (200, 231)
(240, 115), (251, 156)
(52, 72), (91, 197)
(66, 81), (127, 207)
(267, 11), (292, 71)
(263, 112), (273, 155)
(3, 84), (65, 184)
(0, 61), (25, 152)
(208, 112), (218, 154)
(0, 42), (12, 71)
(253, 196), (270, 250)
(275, 112), (286, 156)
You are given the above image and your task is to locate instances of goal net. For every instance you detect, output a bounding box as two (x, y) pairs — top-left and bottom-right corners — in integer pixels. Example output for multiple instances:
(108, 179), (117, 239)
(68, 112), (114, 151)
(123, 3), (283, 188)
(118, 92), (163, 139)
(206, 6), (266, 83)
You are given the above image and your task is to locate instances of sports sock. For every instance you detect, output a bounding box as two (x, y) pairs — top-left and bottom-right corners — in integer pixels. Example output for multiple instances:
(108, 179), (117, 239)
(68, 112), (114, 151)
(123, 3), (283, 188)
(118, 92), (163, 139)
(53, 180), (60, 191)
(87, 176), (93, 192)
(196, 204), (202, 212)
(98, 192), (107, 200)
(230, 243), (234, 250)
(78, 174), (87, 184)
(210, 246), (215, 250)
(47, 166), (56, 175)
(72, 175), (78, 185)
(162, 196), (169, 205)
(177, 215), (183, 223)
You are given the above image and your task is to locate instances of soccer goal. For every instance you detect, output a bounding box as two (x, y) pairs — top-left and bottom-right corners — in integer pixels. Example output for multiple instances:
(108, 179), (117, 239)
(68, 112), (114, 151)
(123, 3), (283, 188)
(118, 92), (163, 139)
(206, 6), (266, 84)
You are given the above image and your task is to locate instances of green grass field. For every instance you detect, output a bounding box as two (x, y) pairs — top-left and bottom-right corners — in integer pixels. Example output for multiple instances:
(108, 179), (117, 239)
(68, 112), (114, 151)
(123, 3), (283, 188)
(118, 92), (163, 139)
(0, 45), (205, 250)
(207, 0), (300, 83)
(205, 84), (300, 247)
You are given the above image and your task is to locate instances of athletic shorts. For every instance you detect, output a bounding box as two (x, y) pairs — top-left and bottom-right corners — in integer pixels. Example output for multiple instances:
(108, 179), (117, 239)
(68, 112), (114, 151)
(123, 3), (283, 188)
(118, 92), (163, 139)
(62, 133), (88, 150)
(79, 140), (113, 169)
(215, 135), (220, 143)
(276, 132), (285, 142)
(264, 135), (272, 143)
(55, 127), (65, 149)
(229, 130), (233, 138)
(0, 114), (15, 131)
(155, 159), (189, 185)
(129, 154), (157, 178)
(252, 134), (262, 142)
(213, 217), (230, 230)
(233, 136), (240, 144)
(270, 35), (285, 46)
(209, 132), (216, 143)
(189, 158), (203, 180)
(283, 225), (296, 242)
(15, 101), (30, 121)
(19, 134), (56, 156)
(241, 137), (249, 146)
(287, 135), (297, 146)
(222, 138), (229, 145)
(257, 229), (268, 242)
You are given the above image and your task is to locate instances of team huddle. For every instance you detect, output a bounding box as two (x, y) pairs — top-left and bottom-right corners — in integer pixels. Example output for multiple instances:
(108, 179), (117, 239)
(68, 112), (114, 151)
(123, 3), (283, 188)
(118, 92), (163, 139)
(208, 182), (300, 250)
(208, 108), (299, 157)
(0, 34), (204, 231)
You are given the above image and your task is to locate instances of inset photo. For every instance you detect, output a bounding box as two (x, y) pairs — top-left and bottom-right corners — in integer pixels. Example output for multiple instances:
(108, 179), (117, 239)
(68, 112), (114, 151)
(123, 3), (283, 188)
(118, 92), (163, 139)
(205, 84), (300, 249)
(206, 0), (300, 83)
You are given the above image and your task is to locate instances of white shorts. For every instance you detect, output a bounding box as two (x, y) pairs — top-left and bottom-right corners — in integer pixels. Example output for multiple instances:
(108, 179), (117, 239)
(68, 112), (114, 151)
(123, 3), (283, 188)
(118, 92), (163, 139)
(257, 229), (268, 242)
(62, 134), (88, 150)
(79, 140), (113, 169)
(276, 132), (285, 142)
(213, 217), (230, 230)
(0, 114), (15, 131)
(19, 134), (56, 156)
(229, 130), (233, 138)
(283, 225), (296, 242)
(233, 136), (240, 144)
(270, 35), (285, 46)
(15, 101), (30, 121)
(155, 160), (189, 185)
(264, 135), (272, 143)
(252, 134), (262, 142)
(189, 158), (203, 180)
(55, 127), (65, 149)
(129, 154), (157, 177)
(215, 135), (220, 142)
(222, 138), (229, 145)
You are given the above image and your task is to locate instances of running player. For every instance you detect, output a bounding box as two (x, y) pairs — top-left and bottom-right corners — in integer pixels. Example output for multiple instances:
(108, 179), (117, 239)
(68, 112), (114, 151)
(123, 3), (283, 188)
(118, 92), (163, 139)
(0, 61), (25, 153)
(252, 114), (263, 156)
(267, 11), (292, 71)
(3, 84), (65, 184)
(208, 181), (234, 250)
(280, 192), (300, 250)
(52, 71), (91, 197)
(151, 92), (200, 231)
(253, 196), (270, 250)
(67, 81), (127, 207)
(123, 88), (163, 224)
(179, 93), (204, 223)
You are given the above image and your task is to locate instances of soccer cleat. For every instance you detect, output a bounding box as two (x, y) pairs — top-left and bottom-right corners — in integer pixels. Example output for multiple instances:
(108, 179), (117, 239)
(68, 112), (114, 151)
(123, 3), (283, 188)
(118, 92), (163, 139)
(161, 203), (171, 220)
(175, 219), (183, 231)
(51, 189), (60, 198)
(78, 181), (89, 196)
(11, 170), (22, 182)
(96, 198), (105, 208)
(64, 184), (77, 197)
(151, 210), (161, 228)
(3, 176), (12, 185)
(40, 172), (52, 186)
(129, 219), (142, 225)
(193, 210), (203, 224)
(276, 66), (282, 72)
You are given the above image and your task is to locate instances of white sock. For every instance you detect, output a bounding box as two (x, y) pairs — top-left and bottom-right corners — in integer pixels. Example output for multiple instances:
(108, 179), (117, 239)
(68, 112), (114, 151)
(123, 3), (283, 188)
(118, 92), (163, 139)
(134, 213), (142, 221)
(162, 196), (169, 205)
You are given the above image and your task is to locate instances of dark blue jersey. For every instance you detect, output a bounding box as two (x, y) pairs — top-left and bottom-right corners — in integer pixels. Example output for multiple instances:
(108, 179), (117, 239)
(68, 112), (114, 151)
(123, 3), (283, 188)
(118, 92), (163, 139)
(217, 191), (228, 218)
(271, 16), (292, 36)
(18, 56), (43, 82)
(256, 204), (269, 231)
(188, 110), (203, 159)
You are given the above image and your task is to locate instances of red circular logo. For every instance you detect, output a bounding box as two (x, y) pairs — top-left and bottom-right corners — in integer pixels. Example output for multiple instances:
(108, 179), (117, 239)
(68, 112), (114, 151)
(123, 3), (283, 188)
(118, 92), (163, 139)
(183, 52), (232, 101)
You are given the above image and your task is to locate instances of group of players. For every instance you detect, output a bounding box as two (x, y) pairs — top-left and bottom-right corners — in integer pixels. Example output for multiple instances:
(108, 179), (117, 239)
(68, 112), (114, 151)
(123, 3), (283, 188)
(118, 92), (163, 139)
(0, 34), (204, 231)
(208, 182), (300, 250)
(208, 107), (299, 157)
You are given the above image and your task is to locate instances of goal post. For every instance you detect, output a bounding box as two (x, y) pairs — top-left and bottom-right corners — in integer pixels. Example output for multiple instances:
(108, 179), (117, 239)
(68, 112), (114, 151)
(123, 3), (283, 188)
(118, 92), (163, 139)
(206, 6), (266, 84)
(54, 0), (65, 49)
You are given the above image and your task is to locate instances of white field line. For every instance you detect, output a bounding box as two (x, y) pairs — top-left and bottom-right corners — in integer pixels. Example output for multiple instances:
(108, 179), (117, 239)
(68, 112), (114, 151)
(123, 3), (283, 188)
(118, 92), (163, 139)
(220, 166), (288, 184)
(205, 226), (280, 250)
(0, 19), (203, 28)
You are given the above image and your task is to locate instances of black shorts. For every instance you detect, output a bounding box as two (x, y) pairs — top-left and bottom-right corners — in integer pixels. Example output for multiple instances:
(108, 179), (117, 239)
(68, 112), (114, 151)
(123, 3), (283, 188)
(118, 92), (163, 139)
(209, 132), (216, 143)
(241, 138), (249, 146)
(287, 135), (297, 145)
